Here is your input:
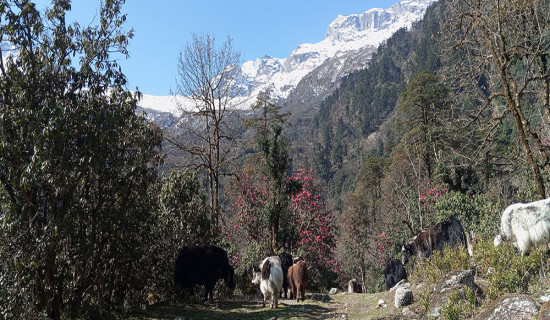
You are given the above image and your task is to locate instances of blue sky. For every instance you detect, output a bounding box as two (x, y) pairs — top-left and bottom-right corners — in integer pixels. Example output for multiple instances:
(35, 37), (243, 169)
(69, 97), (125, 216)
(36, 0), (397, 96)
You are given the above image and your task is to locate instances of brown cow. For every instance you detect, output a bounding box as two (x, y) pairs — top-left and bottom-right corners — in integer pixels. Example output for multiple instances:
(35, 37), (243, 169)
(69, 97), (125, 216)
(288, 260), (308, 302)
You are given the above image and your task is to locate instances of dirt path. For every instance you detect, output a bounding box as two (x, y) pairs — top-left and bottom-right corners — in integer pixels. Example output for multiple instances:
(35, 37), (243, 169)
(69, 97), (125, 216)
(130, 291), (411, 320)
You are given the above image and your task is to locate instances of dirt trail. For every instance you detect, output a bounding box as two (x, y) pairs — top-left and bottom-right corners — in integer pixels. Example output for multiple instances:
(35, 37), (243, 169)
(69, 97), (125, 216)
(131, 291), (412, 320)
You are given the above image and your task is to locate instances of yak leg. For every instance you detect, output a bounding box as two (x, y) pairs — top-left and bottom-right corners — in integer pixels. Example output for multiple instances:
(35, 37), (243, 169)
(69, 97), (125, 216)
(272, 291), (279, 308)
(262, 291), (268, 308)
(204, 283), (215, 301)
(180, 285), (194, 300)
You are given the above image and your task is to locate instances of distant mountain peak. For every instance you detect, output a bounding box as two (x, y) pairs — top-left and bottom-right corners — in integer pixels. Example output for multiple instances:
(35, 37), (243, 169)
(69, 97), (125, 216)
(140, 0), (437, 115)
(325, 0), (436, 42)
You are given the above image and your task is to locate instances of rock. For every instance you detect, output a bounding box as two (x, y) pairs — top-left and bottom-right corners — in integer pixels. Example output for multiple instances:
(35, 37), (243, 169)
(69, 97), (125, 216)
(299, 306), (311, 313)
(390, 279), (410, 292)
(402, 307), (418, 317)
(311, 293), (330, 302)
(377, 299), (387, 308)
(329, 288), (338, 295)
(474, 294), (538, 320)
(429, 269), (476, 317)
(394, 287), (413, 308)
(540, 291), (550, 304)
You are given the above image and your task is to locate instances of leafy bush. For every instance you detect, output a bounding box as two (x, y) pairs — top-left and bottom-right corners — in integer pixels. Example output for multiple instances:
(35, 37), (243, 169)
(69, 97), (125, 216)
(473, 239), (545, 299)
(440, 286), (476, 320)
(148, 170), (223, 301)
(0, 1), (163, 317)
(434, 192), (501, 240)
(408, 246), (471, 286)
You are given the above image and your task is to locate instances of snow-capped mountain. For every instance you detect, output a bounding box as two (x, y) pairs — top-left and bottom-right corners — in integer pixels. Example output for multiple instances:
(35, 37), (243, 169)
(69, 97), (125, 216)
(236, 0), (436, 104)
(139, 0), (436, 115)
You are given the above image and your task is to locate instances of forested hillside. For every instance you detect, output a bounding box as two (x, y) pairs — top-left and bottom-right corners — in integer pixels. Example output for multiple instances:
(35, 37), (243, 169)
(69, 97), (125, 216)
(291, 0), (550, 290)
(306, 1), (444, 211)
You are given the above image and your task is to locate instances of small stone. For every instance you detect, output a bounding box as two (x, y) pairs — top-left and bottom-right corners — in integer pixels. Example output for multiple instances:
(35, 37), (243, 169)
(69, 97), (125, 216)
(329, 288), (338, 295)
(402, 307), (417, 317)
(299, 306), (311, 313)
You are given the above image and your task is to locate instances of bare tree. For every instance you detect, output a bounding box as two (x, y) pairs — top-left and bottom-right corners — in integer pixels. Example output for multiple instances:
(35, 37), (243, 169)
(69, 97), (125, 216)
(167, 33), (241, 225)
(444, 0), (550, 198)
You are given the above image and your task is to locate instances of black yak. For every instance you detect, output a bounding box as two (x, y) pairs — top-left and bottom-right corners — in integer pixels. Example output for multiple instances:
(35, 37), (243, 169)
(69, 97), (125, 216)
(384, 259), (407, 290)
(401, 216), (467, 265)
(174, 245), (236, 301)
(278, 252), (293, 298)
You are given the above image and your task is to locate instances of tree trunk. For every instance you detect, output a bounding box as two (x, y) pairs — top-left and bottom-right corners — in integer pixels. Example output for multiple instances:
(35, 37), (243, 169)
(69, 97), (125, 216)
(510, 106), (546, 198)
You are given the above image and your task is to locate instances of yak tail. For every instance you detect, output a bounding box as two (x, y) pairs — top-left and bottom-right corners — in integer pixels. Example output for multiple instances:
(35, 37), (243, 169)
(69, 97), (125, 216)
(262, 259), (271, 280)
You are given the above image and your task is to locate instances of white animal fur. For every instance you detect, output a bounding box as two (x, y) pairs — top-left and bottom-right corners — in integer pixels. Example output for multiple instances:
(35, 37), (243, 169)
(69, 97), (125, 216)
(494, 198), (550, 255)
(252, 256), (283, 308)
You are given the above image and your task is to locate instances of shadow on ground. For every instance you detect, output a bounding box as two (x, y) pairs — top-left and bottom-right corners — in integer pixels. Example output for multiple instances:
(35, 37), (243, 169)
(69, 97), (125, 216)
(131, 295), (339, 320)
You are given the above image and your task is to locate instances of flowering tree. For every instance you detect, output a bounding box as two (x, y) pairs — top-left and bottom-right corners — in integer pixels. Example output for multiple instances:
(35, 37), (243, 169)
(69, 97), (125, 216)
(228, 169), (338, 289)
(230, 168), (271, 244)
(289, 170), (338, 276)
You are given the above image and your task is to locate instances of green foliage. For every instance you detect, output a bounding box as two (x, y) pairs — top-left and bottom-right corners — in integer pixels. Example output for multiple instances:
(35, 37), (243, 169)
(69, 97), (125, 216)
(0, 0), (162, 318)
(339, 157), (389, 289)
(409, 246), (471, 287)
(159, 170), (213, 246)
(257, 123), (296, 252)
(244, 88), (290, 140)
(440, 286), (476, 320)
(394, 71), (449, 179)
(418, 290), (433, 315)
(434, 192), (501, 239)
(473, 240), (545, 300)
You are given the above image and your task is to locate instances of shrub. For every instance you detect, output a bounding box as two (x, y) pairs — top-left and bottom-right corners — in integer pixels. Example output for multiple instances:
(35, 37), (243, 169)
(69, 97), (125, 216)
(440, 286), (476, 320)
(434, 192), (501, 240)
(473, 239), (545, 300)
(408, 246), (471, 286)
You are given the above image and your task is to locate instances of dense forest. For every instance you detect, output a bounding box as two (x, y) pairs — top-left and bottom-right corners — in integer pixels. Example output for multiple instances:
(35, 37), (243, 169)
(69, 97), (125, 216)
(291, 0), (550, 290)
(2, 0), (550, 319)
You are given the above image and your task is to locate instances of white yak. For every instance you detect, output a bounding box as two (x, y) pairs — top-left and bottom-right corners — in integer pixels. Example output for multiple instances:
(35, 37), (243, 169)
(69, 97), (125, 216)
(252, 256), (283, 308)
(494, 198), (550, 255)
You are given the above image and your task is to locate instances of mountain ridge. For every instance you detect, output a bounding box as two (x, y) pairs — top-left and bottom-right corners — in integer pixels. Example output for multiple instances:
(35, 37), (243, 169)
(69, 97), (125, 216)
(138, 0), (437, 115)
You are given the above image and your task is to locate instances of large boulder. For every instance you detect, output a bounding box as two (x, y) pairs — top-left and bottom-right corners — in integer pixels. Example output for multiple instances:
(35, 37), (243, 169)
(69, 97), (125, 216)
(474, 294), (538, 320)
(394, 287), (413, 308)
(428, 270), (477, 317)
